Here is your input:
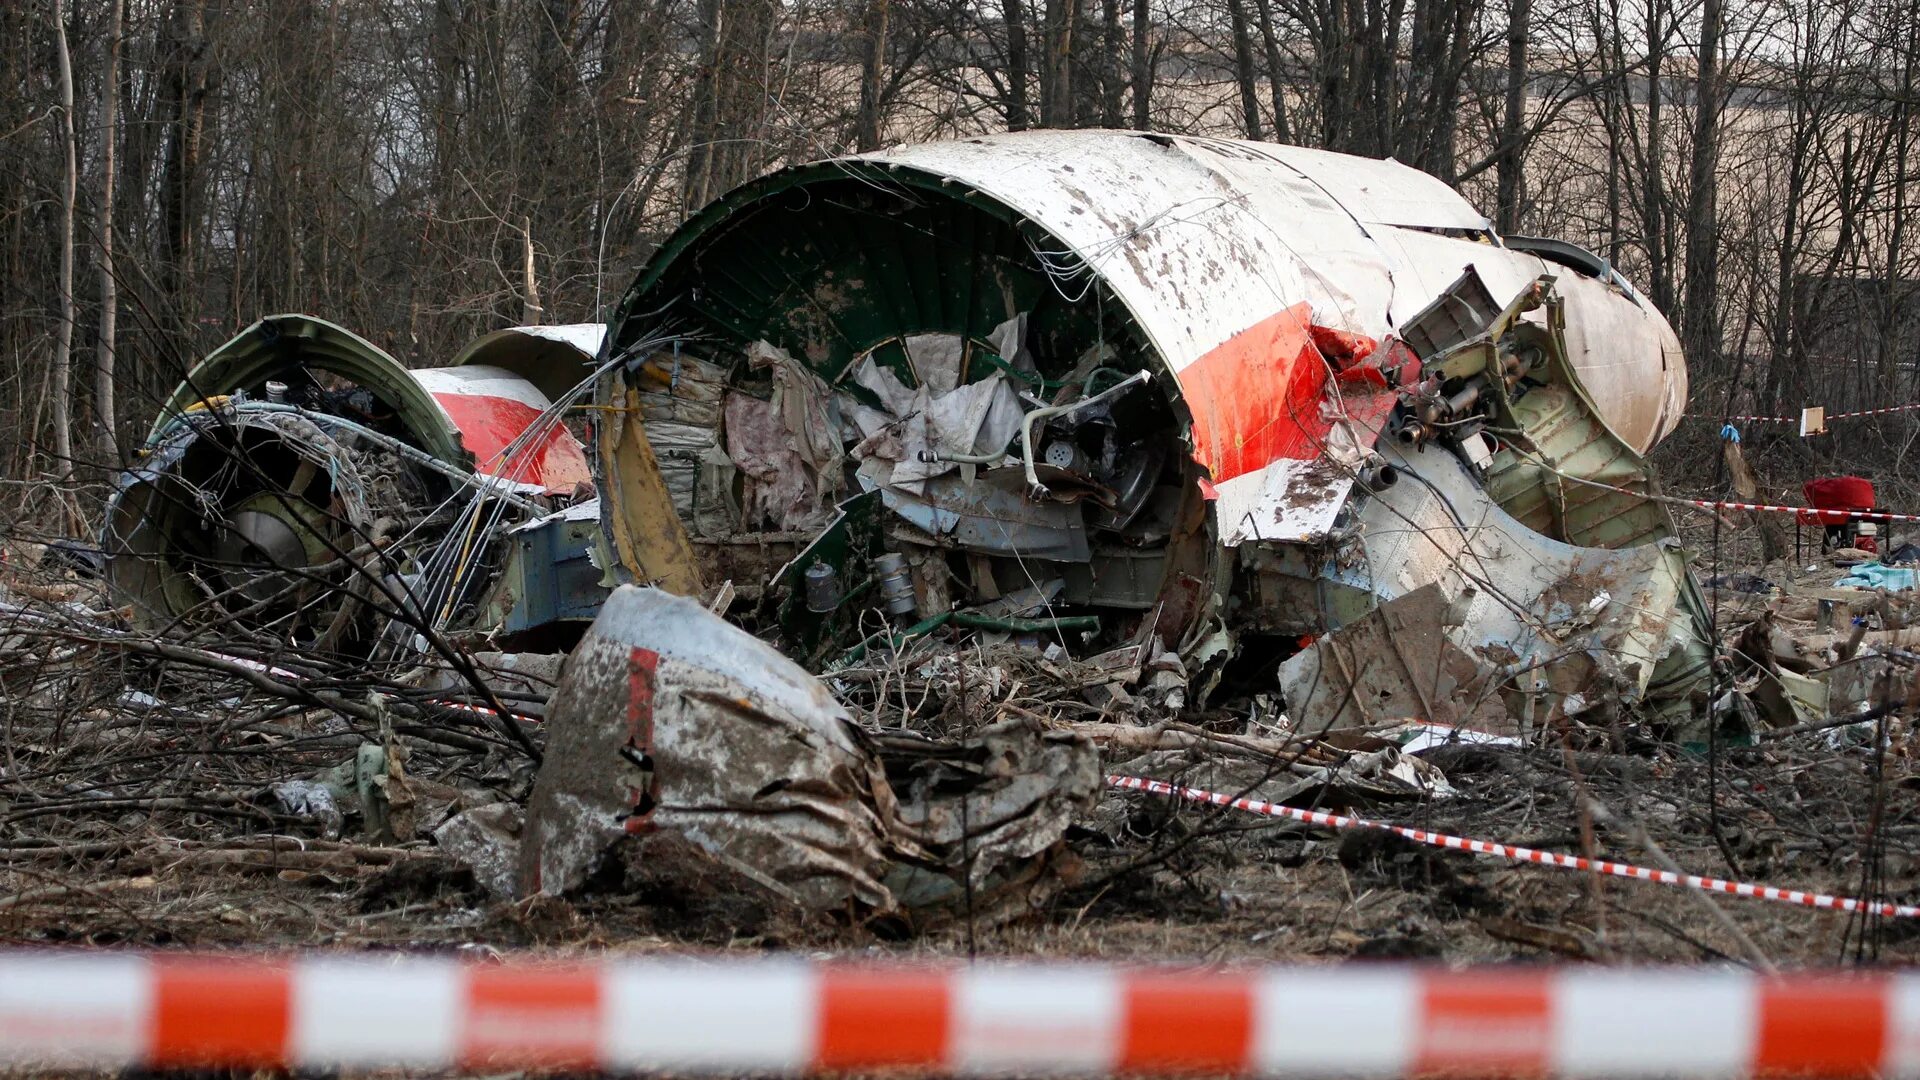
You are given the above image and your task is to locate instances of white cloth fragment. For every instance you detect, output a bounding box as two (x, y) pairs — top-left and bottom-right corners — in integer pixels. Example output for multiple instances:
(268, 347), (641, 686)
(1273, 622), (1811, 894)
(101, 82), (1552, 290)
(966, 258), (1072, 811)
(905, 333), (966, 396)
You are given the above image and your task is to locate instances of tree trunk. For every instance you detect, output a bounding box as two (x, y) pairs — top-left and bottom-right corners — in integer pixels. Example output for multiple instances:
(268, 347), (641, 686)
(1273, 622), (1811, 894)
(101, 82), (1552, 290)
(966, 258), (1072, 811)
(1040, 0), (1077, 126)
(856, 0), (890, 149)
(1101, 0), (1124, 126)
(1129, 0), (1150, 128)
(95, 0), (123, 462)
(1004, 0), (1032, 129)
(1606, 122), (1622, 265)
(160, 0), (212, 339)
(1765, 117), (1808, 415)
(1878, 0), (1913, 391)
(1640, 0), (1673, 313)
(1681, 0), (1722, 370)
(521, 216), (542, 325)
(1426, 0), (1471, 180)
(1227, 0), (1265, 139)
(1495, 0), (1529, 233)
(1251, 0), (1292, 143)
(683, 0), (726, 208)
(522, 0), (577, 252)
(51, 0), (77, 480)
(1319, 0), (1348, 148)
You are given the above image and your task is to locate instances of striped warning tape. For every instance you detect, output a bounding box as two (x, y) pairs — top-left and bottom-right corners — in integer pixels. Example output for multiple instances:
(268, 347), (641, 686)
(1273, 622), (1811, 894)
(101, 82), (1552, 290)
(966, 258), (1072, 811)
(1, 952), (1918, 1075)
(1672, 497), (1920, 524)
(1109, 775), (1920, 919)
(1691, 403), (1920, 424)
(1832, 403), (1920, 420)
(1495, 456), (1916, 525)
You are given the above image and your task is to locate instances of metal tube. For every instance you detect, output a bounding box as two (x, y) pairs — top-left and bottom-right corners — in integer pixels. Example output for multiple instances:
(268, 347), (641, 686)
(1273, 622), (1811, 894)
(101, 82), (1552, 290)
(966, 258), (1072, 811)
(1020, 369), (1152, 496)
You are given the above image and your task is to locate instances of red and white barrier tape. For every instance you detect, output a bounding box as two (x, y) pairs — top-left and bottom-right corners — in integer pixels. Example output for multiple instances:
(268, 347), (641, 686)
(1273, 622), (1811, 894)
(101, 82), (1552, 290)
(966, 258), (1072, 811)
(1832, 403), (1920, 420)
(1675, 497), (1920, 524)
(1509, 463), (1918, 525)
(1109, 775), (1920, 919)
(2, 952), (1918, 1075)
(1692, 403), (1920, 424)
(1699, 413), (1799, 424)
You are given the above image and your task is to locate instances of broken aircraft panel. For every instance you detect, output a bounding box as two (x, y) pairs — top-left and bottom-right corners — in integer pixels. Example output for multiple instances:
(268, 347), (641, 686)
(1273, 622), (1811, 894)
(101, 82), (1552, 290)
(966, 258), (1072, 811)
(513, 584), (1099, 922)
(104, 315), (616, 653)
(597, 129), (1708, 725)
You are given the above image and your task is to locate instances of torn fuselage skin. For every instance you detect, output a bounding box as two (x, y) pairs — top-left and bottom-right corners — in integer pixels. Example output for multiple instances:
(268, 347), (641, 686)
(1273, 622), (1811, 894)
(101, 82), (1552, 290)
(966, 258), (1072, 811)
(600, 129), (1707, 726)
(604, 152), (1218, 665)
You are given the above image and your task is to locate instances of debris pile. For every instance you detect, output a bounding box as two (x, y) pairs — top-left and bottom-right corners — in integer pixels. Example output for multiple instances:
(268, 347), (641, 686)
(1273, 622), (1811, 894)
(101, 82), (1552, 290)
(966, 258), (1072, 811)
(2, 131), (1914, 965)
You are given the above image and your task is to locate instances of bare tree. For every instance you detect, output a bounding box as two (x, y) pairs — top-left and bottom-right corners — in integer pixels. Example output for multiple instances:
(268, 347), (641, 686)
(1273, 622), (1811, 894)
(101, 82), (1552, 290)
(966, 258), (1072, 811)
(1006, 0), (1033, 129)
(1039, 0), (1076, 125)
(1227, 0), (1265, 138)
(94, 0), (122, 462)
(50, 0), (76, 482)
(1682, 0), (1724, 368)
(858, 0), (892, 148)
(1129, 0), (1151, 127)
(1496, 0), (1530, 231)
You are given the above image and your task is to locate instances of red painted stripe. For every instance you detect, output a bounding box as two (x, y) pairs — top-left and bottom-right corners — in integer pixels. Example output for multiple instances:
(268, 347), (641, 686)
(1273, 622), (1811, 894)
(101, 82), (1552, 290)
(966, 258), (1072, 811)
(1181, 303), (1328, 484)
(815, 968), (950, 1068)
(624, 646), (659, 833)
(430, 391), (592, 494)
(460, 964), (602, 1069)
(1179, 305), (1397, 485)
(1756, 979), (1887, 1076)
(1119, 973), (1253, 1072)
(149, 958), (291, 1067)
(1414, 971), (1552, 1076)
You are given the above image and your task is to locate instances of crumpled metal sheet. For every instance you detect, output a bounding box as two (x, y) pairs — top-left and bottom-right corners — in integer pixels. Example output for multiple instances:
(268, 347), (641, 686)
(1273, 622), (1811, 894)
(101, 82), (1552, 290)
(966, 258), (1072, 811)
(519, 584), (895, 906)
(844, 353), (1024, 494)
(1323, 438), (1708, 723)
(880, 468), (1091, 561)
(875, 719), (1101, 912)
(1277, 582), (1503, 733)
(514, 585), (1099, 918)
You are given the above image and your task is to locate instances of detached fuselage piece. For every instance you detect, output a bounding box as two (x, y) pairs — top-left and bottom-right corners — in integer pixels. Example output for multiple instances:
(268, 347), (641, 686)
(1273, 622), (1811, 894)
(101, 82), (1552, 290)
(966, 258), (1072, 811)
(601, 130), (1707, 727)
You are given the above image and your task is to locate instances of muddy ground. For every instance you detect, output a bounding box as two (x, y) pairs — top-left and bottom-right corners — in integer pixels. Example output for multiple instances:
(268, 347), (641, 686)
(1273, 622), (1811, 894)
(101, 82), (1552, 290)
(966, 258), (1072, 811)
(1, 640), (1912, 972)
(3, 432), (1918, 974)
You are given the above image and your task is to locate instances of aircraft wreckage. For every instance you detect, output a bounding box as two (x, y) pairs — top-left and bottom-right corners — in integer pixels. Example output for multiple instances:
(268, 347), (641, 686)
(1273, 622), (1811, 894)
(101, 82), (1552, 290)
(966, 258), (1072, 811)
(591, 129), (1710, 732)
(105, 130), (1710, 737)
(103, 318), (611, 657)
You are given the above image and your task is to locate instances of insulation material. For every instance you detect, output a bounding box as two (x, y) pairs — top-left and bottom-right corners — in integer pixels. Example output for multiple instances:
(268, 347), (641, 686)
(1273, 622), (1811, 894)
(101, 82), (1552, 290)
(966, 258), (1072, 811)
(628, 352), (737, 536)
(725, 392), (835, 532)
(648, 420), (739, 537)
(843, 352), (1024, 495)
(634, 352), (728, 427)
(718, 343), (843, 532)
(986, 313), (1037, 377)
(751, 340), (843, 515)
(903, 333), (965, 396)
